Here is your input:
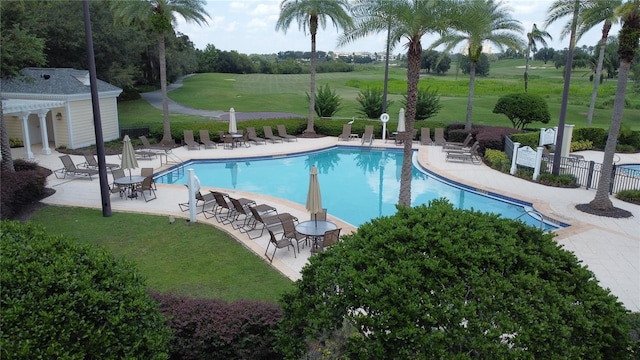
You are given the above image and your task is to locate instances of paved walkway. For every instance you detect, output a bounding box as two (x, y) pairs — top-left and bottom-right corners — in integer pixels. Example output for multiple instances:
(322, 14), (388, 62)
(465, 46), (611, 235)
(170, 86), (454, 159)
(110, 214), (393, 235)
(15, 140), (639, 312)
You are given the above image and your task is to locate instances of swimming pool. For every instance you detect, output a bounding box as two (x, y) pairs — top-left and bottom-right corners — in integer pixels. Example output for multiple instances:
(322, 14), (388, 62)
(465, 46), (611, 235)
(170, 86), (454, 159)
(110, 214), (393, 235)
(156, 147), (562, 230)
(619, 164), (640, 177)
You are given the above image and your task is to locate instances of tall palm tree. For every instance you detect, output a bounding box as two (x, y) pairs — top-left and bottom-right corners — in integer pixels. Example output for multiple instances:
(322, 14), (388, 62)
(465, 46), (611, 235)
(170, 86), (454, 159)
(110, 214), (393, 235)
(339, 0), (452, 206)
(524, 24), (552, 92)
(579, 0), (622, 126)
(111, 0), (209, 145)
(432, 0), (524, 131)
(545, 0), (582, 175)
(276, 0), (352, 135)
(588, 0), (639, 211)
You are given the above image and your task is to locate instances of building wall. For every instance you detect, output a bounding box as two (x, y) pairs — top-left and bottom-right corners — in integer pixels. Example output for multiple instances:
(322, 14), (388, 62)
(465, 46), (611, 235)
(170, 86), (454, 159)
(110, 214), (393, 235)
(66, 97), (119, 149)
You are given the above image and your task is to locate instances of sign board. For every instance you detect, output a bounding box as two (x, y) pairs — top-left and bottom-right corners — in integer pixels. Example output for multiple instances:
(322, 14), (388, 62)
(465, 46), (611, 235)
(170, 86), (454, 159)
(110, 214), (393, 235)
(516, 146), (537, 168)
(541, 128), (556, 145)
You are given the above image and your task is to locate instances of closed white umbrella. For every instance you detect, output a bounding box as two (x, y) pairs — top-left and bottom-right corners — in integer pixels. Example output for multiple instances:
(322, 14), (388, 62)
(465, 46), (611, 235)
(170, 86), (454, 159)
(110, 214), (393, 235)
(397, 107), (406, 133)
(306, 165), (323, 224)
(229, 107), (237, 134)
(120, 135), (138, 179)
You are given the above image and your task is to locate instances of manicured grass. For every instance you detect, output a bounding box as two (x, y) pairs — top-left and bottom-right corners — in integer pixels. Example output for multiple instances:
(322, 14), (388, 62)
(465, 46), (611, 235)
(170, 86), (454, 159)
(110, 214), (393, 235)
(151, 59), (638, 131)
(28, 206), (294, 302)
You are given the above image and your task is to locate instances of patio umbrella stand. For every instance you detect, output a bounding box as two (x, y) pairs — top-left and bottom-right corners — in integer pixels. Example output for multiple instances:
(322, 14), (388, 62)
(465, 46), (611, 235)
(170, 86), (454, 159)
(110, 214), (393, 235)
(306, 165), (323, 226)
(120, 135), (139, 198)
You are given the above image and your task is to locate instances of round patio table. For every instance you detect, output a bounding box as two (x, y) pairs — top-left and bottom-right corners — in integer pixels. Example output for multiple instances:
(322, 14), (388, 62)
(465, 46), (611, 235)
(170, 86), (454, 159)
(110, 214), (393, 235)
(114, 176), (146, 199)
(295, 220), (337, 251)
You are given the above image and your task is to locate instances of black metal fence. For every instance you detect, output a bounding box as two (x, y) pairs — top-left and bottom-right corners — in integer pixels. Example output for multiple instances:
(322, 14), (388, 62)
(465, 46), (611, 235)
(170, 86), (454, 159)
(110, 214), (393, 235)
(540, 155), (640, 194)
(120, 126), (150, 139)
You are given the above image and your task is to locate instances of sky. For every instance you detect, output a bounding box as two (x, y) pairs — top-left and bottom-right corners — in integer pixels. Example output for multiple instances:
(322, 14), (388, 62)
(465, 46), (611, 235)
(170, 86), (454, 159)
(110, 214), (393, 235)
(175, 0), (622, 56)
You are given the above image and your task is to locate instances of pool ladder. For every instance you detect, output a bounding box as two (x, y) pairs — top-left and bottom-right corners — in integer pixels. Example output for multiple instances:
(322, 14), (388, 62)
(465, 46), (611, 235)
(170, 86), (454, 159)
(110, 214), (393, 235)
(515, 208), (546, 230)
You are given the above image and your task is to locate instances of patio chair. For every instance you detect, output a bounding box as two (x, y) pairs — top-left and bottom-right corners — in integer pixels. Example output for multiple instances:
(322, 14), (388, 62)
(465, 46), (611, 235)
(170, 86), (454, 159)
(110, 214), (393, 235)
(246, 206), (294, 239)
(394, 131), (406, 146)
(385, 128), (397, 144)
(443, 133), (473, 151)
(280, 214), (308, 252)
(110, 168), (127, 197)
(310, 208), (327, 221)
(420, 127), (433, 145)
(316, 228), (341, 253)
(247, 127), (266, 145)
(361, 125), (374, 145)
(265, 229), (296, 263)
(140, 167), (156, 190)
(445, 141), (481, 164)
(139, 135), (173, 153)
(277, 125), (297, 142)
(223, 134), (235, 149)
(81, 152), (119, 171)
(183, 130), (201, 150)
(434, 128), (446, 146)
(229, 197), (277, 231)
(338, 124), (352, 141)
(135, 176), (157, 202)
(55, 155), (99, 180)
(204, 191), (235, 222)
(263, 126), (283, 143)
(178, 186), (216, 213)
(199, 130), (218, 149)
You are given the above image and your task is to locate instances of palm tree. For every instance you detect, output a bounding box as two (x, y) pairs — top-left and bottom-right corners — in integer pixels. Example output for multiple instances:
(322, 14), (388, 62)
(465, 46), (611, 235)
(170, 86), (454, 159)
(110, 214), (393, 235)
(545, 0), (582, 175)
(579, 0), (622, 126)
(339, 0), (452, 206)
(276, 0), (352, 135)
(431, 0), (524, 131)
(588, 0), (639, 211)
(111, 0), (209, 145)
(524, 24), (552, 92)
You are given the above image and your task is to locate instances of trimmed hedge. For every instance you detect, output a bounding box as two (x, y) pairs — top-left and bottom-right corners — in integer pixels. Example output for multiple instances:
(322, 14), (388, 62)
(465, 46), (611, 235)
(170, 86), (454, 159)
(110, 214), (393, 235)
(0, 160), (50, 220)
(151, 292), (282, 359)
(0, 221), (171, 359)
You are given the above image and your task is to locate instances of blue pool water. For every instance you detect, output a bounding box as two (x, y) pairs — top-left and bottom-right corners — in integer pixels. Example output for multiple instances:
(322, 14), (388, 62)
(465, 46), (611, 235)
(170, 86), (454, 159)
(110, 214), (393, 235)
(156, 147), (561, 230)
(620, 164), (640, 177)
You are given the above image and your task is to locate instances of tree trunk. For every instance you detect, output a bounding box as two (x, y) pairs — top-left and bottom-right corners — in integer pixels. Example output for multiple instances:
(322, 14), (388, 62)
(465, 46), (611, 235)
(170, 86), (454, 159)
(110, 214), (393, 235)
(0, 99), (15, 172)
(398, 43), (421, 207)
(306, 16), (318, 134)
(588, 59), (631, 210)
(586, 22), (611, 127)
(524, 42), (532, 92)
(158, 32), (172, 145)
(465, 61), (477, 130)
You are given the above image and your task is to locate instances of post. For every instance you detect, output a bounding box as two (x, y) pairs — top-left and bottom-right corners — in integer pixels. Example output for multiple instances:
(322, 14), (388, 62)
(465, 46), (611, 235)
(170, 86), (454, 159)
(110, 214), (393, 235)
(510, 142), (520, 175)
(380, 113), (389, 141)
(188, 169), (198, 223)
(533, 146), (543, 181)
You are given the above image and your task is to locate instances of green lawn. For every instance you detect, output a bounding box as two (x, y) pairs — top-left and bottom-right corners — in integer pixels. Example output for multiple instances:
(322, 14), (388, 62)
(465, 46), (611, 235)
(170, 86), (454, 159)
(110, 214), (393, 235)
(28, 206), (294, 302)
(146, 59), (638, 130)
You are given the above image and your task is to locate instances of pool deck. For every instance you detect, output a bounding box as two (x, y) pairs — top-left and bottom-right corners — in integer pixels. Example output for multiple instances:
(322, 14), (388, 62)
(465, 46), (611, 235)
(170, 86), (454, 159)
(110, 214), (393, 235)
(13, 138), (639, 312)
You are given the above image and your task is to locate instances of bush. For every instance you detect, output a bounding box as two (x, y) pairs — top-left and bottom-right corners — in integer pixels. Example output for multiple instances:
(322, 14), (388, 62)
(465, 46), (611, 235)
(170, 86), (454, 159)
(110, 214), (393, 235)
(510, 131), (540, 149)
(573, 127), (607, 149)
(0, 221), (171, 359)
(151, 292), (282, 359)
(484, 149), (510, 172)
(570, 139), (593, 152)
(493, 93), (551, 129)
(355, 87), (392, 119)
(537, 173), (579, 187)
(616, 189), (640, 205)
(475, 126), (522, 155)
(401, 86), (442, 121)
(0, 160), (50, 220)
(276, 200), (632, 358)
(307, 84), (342, 118)
(9, 137), (23, 147)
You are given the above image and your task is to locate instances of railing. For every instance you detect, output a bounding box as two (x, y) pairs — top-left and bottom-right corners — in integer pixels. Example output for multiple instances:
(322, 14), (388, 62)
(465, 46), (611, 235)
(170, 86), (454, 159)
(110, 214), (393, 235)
(120, 126), (150, 139)
(540, 155), (640, 194)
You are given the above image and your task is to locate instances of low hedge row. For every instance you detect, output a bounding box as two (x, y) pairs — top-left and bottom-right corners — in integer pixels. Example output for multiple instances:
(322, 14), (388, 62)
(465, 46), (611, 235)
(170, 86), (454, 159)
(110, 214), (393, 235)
(151, 292), (283, 359)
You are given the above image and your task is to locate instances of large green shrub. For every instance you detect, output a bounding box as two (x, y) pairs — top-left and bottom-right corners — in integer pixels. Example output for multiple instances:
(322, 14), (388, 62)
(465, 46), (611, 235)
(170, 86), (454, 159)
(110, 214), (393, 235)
(510, 131), (540, 149)
(493, 93), (551, 129)
(0, 221), (171, 359)
(0, 160), (50, 220)
(573, 127), (607, 149)
(276, 200), (631, 359)
(307, 84), (342, 118)
(400, 87), (442, 121)
(355, 87), (393, 119)
(484, 149), (510, 172)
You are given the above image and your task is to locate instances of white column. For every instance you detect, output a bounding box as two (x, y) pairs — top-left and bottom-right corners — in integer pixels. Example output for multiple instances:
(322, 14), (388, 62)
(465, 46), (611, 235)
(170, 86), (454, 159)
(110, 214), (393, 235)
(533, 146), (543, 181)
(37, 110), (51, 155)
(188, 169), (198, 224)
(538, 128), (545, 147)
(19, 112), (34, 160)
(560, 124), (574, 158)
(510, 142), (520, 175)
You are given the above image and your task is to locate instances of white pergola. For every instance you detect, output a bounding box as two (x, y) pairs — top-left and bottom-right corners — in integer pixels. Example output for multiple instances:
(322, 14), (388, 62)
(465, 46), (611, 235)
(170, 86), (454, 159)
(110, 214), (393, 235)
(2, 99), (65, 159)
